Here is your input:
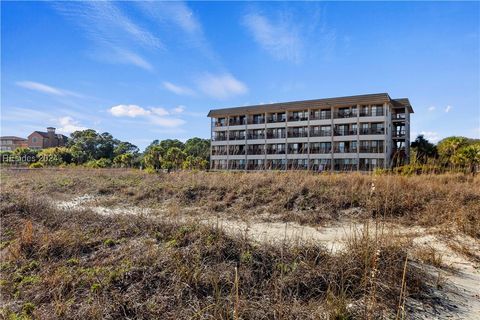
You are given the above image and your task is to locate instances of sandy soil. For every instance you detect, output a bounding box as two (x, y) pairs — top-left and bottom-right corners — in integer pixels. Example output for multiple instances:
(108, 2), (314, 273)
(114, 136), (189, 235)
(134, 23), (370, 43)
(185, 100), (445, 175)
(54, 194), (480, 319)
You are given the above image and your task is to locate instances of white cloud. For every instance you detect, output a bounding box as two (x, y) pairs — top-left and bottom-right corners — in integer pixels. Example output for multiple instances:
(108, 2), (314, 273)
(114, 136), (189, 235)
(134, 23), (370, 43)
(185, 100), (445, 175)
(428, 106), (436, 112)
(243, 12), (302, 63)
(16, 81), (82, 97)
(420, 131), (440, 143)
(162, 81), (195, 95)
(196, 73), (248, 100)
(108, 104), (186, 127)
(57, 116), (88, 134)
(151, 107), (170, 116)
(171, 105), (185, 114)
(109, 104), (151, 118)
(445, 105), (452, 113)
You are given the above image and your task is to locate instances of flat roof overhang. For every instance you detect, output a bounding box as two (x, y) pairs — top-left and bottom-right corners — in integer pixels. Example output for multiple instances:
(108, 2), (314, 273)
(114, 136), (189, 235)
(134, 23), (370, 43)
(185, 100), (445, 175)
(207, 93), (414, 117)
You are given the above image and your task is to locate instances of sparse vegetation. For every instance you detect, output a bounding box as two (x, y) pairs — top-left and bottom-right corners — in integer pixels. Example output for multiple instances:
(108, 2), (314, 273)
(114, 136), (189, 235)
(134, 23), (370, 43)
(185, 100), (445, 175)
(1, 168), (479, 319)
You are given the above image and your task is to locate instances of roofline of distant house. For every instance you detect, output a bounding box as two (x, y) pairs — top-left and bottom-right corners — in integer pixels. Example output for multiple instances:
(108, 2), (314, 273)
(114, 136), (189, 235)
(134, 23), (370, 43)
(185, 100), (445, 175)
(207, 93), (414, 117)
(0, 136), (27, 141)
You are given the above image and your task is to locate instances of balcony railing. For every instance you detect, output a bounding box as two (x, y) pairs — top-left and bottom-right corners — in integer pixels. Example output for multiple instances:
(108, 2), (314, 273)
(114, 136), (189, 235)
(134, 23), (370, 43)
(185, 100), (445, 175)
(214, 135), (228, 141)
(359, 128), (384, 135)
(229, 134), (245, 140)
(360, 110), (384, 117)
(267, 117), (286, 123)
(334, 129), (358, 136)
(287, 148), (308, 154)
(247, 164), (265, 170)
(266, 149), (286, 155)
(392, 114), (406, 120)
(212, 149), (228, 155)
(288, 115), (308, 122)
(310, 148), (331, 154)
(247, 149), (265, 155)
(248, 118), (265, 125)
(247, 134), (265, 140)
(359, 147), (383, 153)
(333, 147), (358, 153)
(334, 164), (358, 171)
(334, 110), (357, 119)
(229, 149), (246, 155)
(310, 112), (331, 120)
(229, 119), (246, 126)
(393, 131), (406, 137)
(310, 130), (331, 137)
(266, 132), (286, 139)
(287, 131), (308, 138)
(214, 122), (227, 127)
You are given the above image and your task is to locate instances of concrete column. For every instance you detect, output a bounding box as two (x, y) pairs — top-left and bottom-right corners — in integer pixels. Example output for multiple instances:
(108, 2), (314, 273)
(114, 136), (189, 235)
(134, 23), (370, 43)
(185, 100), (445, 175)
(330, 105), (334, 172)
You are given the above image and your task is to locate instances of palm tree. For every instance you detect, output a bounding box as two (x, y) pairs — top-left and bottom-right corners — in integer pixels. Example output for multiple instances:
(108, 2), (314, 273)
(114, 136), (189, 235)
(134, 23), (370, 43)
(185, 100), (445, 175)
(411, 135), (437, 164)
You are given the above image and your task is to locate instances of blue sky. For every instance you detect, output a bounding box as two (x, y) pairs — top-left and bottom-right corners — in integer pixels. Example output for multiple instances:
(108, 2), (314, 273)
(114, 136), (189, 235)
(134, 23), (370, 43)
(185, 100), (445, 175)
(1, 1), (479, 150)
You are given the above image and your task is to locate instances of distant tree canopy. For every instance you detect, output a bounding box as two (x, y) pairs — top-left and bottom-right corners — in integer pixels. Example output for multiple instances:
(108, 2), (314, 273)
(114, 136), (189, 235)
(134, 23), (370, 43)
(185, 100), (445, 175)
(142, 138), (210, 171)
(410, 135), (480, 175)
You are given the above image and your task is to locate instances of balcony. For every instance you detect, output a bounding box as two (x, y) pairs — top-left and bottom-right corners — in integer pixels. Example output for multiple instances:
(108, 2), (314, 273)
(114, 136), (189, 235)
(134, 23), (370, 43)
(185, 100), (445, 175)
(310, 130), (331, 137)
(333, 147), (357, 153)
(214, 121), (227, 127)
(287, 148), (308, 154)
(392, 131), (406, 138)
(248, 118), (265, 125)
(212, 149), (228, 156)
(229, 119), (246, 126)
(229, 149), (246, 155)
(266, 149), (286, 155)
(266, 132), (286, 139)
(359, 128), (384, 135)
(334, 110), (357, 119)
(288, 115), (308, 122)
(310, 148), (331, 154)
(229, 135), (245, 141)
(287, 131), (308, 138)
(334, 129), (358, 136)
(213, 135), (228, 141)
(229, 163), (245, 170)
(247, 148), (265, 155)
(247, 134), (265, 140)
(392, 114), (406, 120)
(360, 110), (384, 117)
(359, 146), (384, 153)
(247, 164), (264, 170)
(310, 112), (331, 120)
(267, 117), (286, 123)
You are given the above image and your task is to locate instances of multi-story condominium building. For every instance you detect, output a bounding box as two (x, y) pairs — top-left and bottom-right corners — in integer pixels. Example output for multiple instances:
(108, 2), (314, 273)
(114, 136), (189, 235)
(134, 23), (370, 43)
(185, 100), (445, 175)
(208, 93), (413, 171)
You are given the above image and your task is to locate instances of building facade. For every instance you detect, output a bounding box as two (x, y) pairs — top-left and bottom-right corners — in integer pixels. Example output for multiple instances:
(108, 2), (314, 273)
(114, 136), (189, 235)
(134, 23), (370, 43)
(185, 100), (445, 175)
(208, 93), (413, 171)
(0, 136), (28, 151)
(28, 127), (68, 150)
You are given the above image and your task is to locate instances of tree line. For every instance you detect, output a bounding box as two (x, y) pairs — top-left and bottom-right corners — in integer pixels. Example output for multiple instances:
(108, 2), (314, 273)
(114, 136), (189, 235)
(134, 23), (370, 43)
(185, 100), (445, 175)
(1, 129), (478, 174)
(0, 129), (210, 171)
(409, 135), (480, 175)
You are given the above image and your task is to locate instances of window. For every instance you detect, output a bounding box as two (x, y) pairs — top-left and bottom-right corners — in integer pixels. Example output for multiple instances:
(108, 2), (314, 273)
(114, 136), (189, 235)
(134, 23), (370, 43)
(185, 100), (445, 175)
(32, 137), (37, 143)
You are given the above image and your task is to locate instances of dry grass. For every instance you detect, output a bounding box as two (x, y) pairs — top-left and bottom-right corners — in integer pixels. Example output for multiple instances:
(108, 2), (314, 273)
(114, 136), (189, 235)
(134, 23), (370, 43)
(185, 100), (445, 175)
(1, 169), (479, 238)
(0, 188), (435, 319)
